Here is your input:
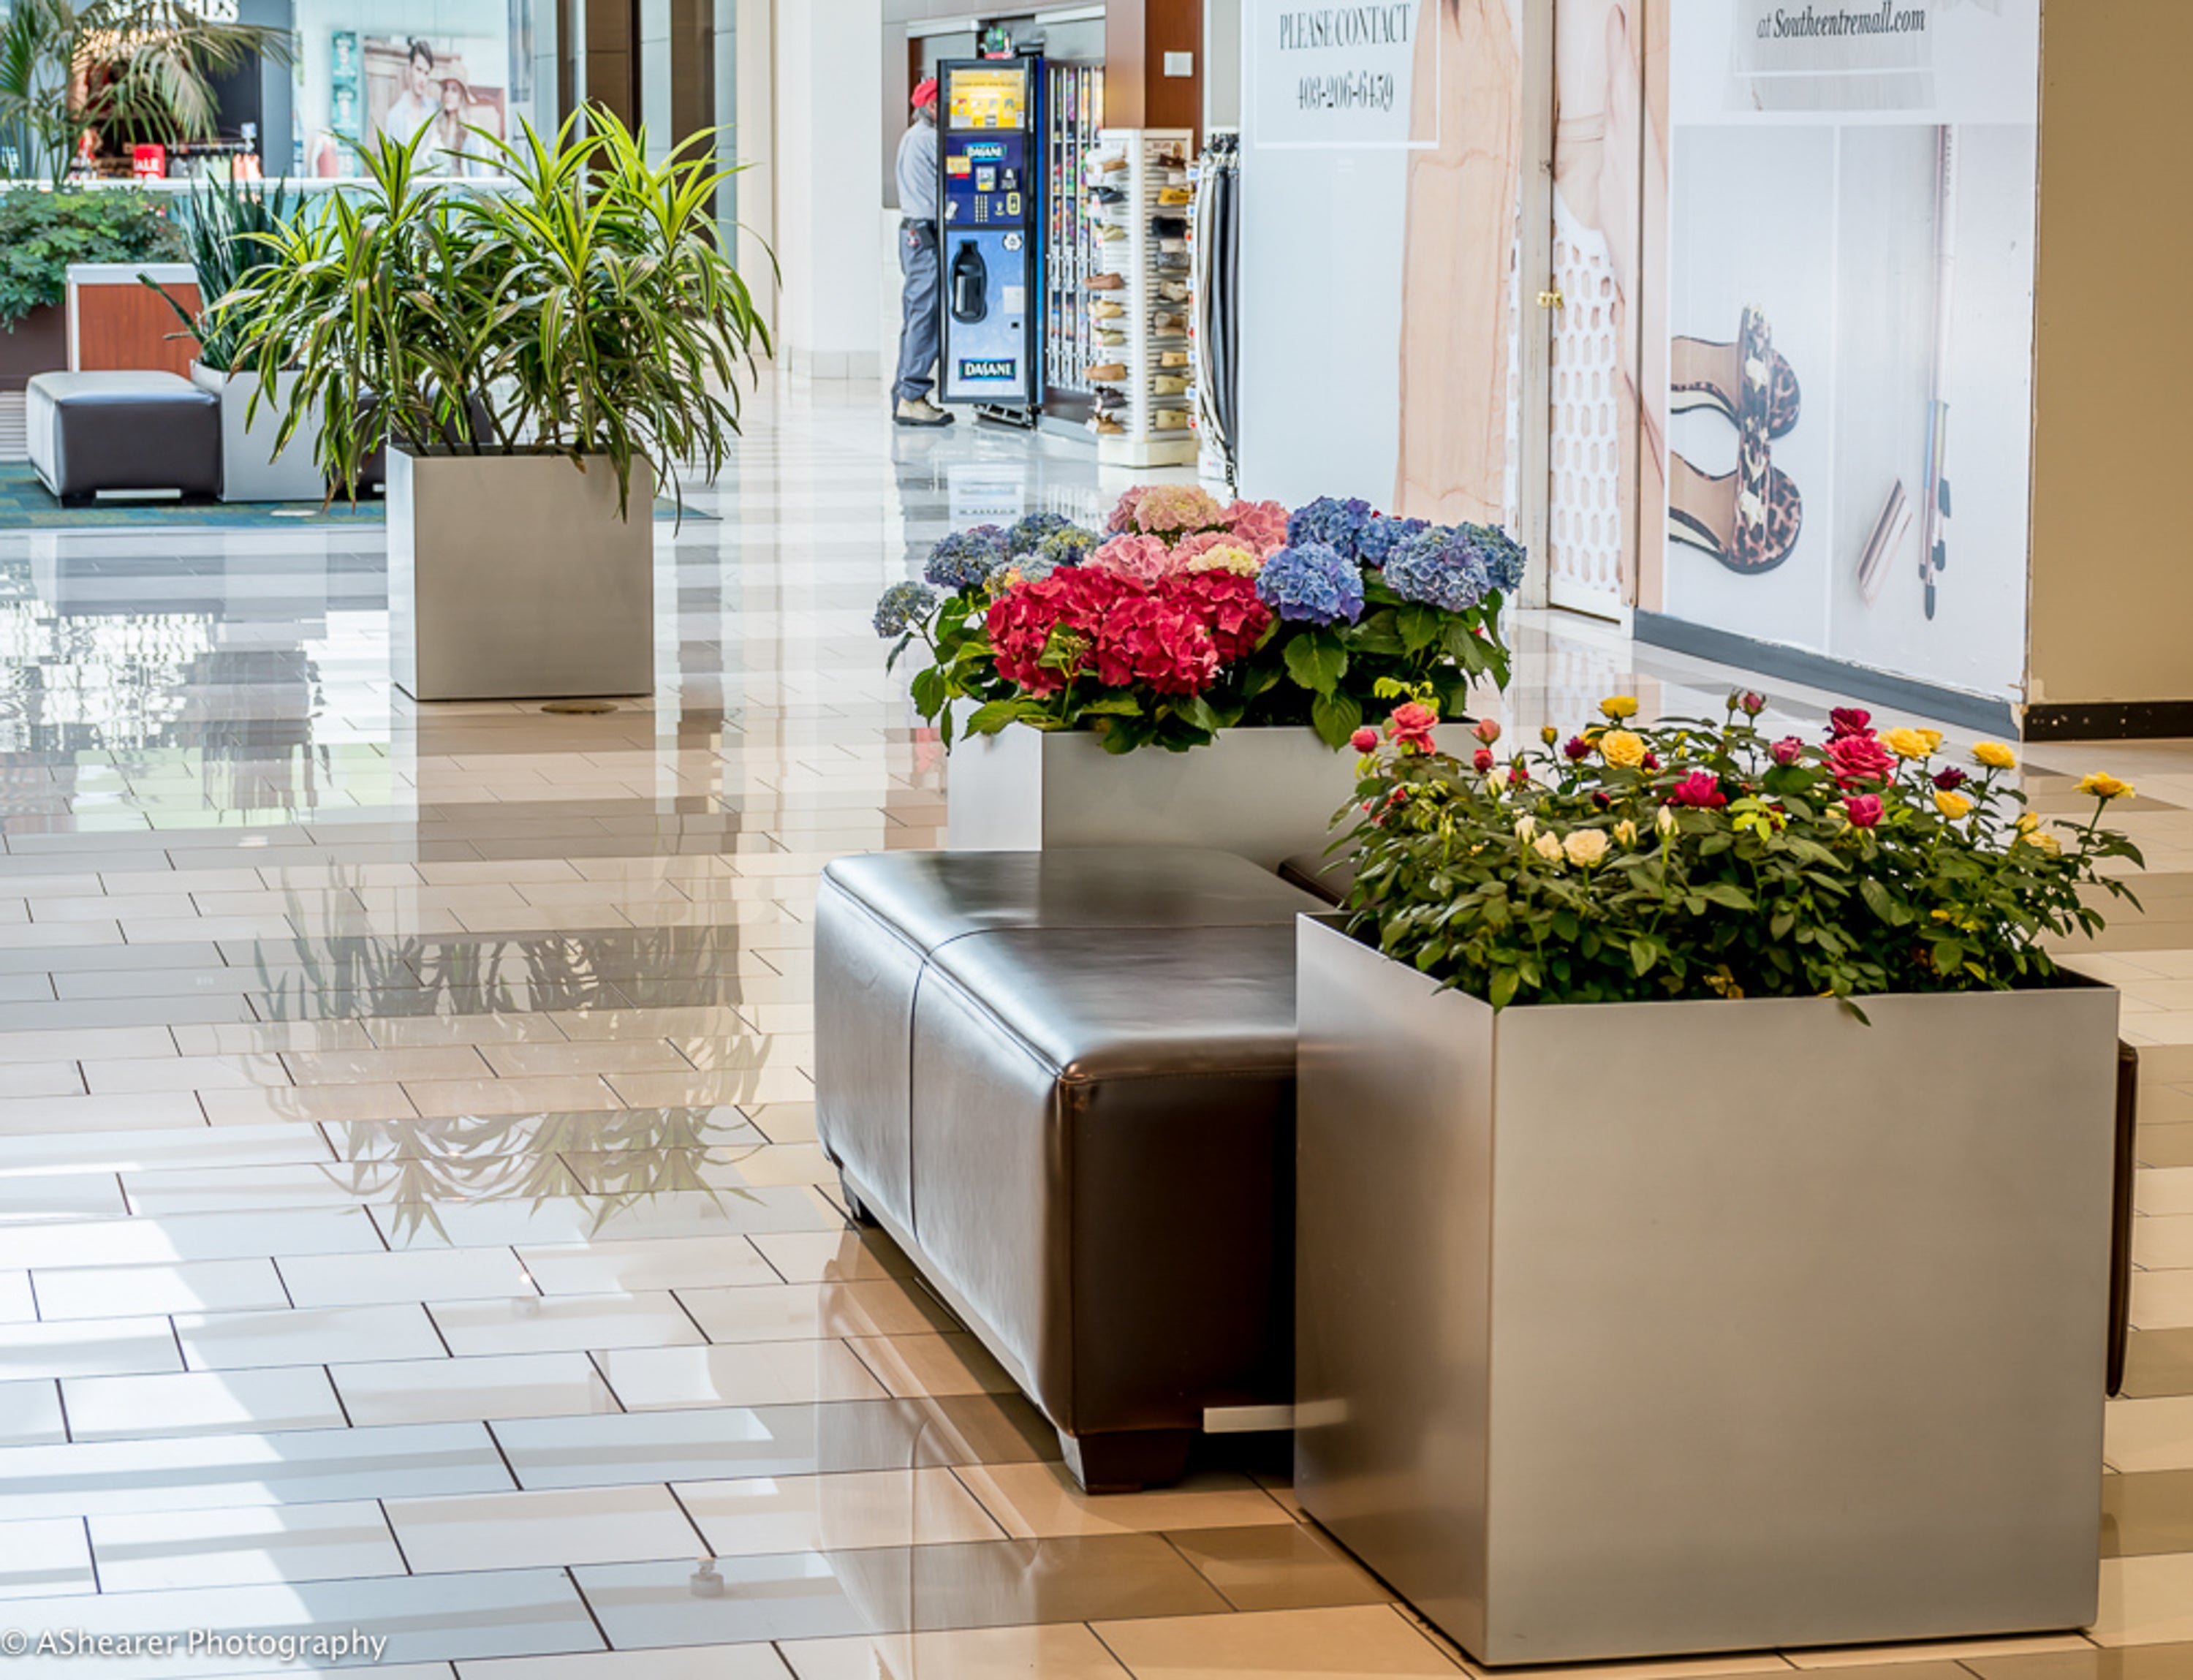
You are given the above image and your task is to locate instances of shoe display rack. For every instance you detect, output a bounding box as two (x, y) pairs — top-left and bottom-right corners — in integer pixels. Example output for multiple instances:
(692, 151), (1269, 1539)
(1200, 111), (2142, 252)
(1086, 126), (1197, 468)
(1043, 62), (1105, 398)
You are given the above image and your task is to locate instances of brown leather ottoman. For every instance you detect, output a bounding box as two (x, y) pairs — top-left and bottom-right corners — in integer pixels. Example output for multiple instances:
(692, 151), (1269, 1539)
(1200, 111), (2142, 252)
(815, 849), (1319, 1491)
(27, 371), (221, 504)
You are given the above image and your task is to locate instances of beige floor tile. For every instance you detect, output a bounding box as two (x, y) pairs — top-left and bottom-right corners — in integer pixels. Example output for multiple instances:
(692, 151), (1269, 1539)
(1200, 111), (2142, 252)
(1784, 1636), (2094, 1668)
(285, 1045), (496, 1086)
(404, 1076), (621, 1119)
(1091, 1605), (1466, 1677)
(2132, 1270), (2193, 1329)
(1963, 1643), (2193, 1676)
(1166, 1523), (1397, 1613)
(172, 1021), (376, 1055)
(606, 1069), (814, 1108)
(2095, 1554), (2193, 1645)
(364, 1013), (573, 1048)
(480, 1040), (694, 1078)
(845, 1331), (1019, 1399)
(673, 1279), (948, 1344)
(82, 1053), (288, 1094)
(780, 1624), (1131, 1680)
(748, 1230), (906, 1284)
(200, 1083), (419, 1126)
(673, 1466), (1004, 1557)
(955, 1462), (1296, 1540)
(2109, 1396), (2193, 1472)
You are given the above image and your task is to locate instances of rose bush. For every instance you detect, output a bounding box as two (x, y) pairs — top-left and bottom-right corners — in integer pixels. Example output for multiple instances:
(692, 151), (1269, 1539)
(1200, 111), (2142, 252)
(1341, 692), (2144, 1010)
(879, 485), (1524, 754)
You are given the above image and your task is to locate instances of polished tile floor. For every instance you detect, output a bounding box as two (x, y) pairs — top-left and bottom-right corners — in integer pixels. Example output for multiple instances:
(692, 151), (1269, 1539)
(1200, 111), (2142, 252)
(0, 375), (2184, 1677)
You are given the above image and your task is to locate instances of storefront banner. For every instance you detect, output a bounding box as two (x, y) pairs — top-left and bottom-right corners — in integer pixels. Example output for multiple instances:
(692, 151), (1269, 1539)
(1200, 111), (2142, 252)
(1249, 1), (1432, 148)
(1662, 0), (2040, 703)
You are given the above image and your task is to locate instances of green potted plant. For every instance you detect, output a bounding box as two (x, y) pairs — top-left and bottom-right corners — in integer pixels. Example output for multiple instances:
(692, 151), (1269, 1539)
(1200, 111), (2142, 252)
(1295, 694), (2143, 1662)
(231, 110), (769, 701)
(0, 188), (183, 388)
(146, 177), (316, 502)
(877, 488), (1520, 867)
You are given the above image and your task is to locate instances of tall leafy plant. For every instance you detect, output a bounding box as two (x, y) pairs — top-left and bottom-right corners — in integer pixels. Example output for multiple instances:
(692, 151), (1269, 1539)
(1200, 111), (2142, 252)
(230, 109), (773, 512)
(0, 0), (292, 188)
(145, 175), (296, 369)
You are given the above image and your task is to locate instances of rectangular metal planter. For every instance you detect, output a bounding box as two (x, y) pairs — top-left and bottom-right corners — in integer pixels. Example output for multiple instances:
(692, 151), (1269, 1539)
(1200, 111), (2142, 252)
(1295, 915), (2118, 1666)
(945, 724), (1378, 870)
(191, 363), (325, 503)
(387, 447), (654, 703)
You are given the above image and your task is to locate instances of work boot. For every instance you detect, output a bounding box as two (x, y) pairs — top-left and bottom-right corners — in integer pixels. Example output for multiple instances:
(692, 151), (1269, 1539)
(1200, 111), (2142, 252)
(894, 396), (953, 428)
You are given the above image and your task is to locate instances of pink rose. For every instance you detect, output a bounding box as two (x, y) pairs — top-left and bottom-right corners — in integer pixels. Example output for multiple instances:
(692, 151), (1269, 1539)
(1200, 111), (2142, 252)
(1770, 735), (1804, 767)
(1825, 733), (1895, 787)
(1739, 691), (1768, 716)
(1668, 771), (1728, 809)
(1389, 702), (1439, 754)
(1472, 748), (1495, 773)
(1350, 727), (1380, 753)
(1472, 718), (1501, 746)
(1844, 794), (1885, 829)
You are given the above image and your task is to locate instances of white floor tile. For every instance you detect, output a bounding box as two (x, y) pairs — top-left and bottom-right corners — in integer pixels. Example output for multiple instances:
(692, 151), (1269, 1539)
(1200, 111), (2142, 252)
(673, 1467), (1004, 1557)
(428, 1293), (704, 1357)
(62, 1366), (347, 1441)
(594, 1342), (890, 1411)
(33, 1257), (289, 1320)
(90, 1500), (406, 1590)
(332, 1352), (621, 1428)
(175, 1303), (447, 1370)
(386, 1484), (703, 1573)
(277, 1247), (535, 1309)
(0, 1516), (96, 1600)
(514, 1236), (777, 1296)
(0, 1314), (182, 1380)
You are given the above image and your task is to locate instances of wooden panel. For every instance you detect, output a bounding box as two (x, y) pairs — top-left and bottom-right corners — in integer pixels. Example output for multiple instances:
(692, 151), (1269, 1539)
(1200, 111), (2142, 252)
(75, 283), (200, 378)
(1105, 0), (1200, 144)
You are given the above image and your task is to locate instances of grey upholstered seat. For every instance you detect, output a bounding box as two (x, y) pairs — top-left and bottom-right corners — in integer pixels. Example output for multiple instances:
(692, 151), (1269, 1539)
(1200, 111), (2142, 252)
(27, 371), (221, 503)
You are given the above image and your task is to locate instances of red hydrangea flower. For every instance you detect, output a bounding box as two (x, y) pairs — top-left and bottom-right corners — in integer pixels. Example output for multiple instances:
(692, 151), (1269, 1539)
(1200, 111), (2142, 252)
(1826, 733), (1895, 787)
(1668, 771), (1728, 809)
(1091, 592), (1219, 694)
(1166, 569), (1271, 663)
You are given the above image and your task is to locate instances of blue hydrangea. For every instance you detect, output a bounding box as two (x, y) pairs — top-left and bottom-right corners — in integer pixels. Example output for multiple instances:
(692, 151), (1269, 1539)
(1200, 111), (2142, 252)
(1356, 514), (1430, 570)
(989, 552), (1061, 586)
(923, 526), (1009, 592)
(1037, 525), (1099, 568)
(1384, 526), (1493, 613)
(1463, 522), (1528, 593)
(1287, 496), (1374, 560)
(1006, 511), (1072, 557)
(1255, 542), (1366, 627)
(873, 580), (939, 638)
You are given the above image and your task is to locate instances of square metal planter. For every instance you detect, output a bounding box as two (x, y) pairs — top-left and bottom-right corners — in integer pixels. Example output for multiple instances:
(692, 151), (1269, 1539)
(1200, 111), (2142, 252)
(947, 724), (1458, 869)
(387, 447), (655, 703)
(190, 363), (325, 503)
(1294, 914), (2118, 1666)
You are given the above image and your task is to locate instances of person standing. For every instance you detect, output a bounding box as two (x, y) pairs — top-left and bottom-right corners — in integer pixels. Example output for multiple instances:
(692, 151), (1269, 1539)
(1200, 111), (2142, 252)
(380, 39), (441, 148)
(893, 79), (952, 427)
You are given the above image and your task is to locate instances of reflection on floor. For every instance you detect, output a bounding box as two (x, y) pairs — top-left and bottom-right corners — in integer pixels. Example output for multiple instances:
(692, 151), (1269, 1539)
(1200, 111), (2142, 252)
(0, 373), (2181, 1677)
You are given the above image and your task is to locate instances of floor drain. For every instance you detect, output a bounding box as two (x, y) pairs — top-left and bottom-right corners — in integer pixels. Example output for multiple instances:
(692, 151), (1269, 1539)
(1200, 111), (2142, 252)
(541, 700), (618, 715)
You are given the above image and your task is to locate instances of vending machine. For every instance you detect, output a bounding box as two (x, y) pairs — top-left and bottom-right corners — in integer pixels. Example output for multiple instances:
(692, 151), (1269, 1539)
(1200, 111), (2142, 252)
(936, 57), (1044, 415)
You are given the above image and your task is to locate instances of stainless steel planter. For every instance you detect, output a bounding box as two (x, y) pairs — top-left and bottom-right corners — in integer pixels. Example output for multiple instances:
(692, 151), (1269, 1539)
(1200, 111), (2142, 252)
(190, 363), (324, 503)
(387, 447), (654, 703)
(1295, 915), (2118, 1665)
(947, 724), (1433, 869)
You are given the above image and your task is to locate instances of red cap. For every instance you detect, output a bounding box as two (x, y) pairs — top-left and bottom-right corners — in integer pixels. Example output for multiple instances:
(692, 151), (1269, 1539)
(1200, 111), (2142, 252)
(912, 77), (939, 109)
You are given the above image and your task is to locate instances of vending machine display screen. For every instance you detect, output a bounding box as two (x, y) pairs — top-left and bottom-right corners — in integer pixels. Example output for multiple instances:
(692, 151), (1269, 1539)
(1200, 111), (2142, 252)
(947, 65), (1028, 132)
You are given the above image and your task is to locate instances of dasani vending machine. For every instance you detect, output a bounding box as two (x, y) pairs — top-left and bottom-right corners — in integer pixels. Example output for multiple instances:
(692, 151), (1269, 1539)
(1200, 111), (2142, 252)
(936, 58), (1045, 417)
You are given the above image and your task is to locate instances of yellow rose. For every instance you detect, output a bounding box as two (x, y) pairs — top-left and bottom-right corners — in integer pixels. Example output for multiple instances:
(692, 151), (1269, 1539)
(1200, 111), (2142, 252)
(1598, 730), (1647, 768)
(1600, 695), (1640, 721)
(2019, 829), (2063, 857)
(2080, 773), (2135, 801)
(1972, 741), (2017, 771)
(1933, 790), (1973, 820)
(1532, 832), (1565, 866)
(1514, 815), (1537, 842)
(1563, 829), (1610, 867)
(1613, 818), (1638, 847)
(1882, 727), (1936, 760)
(1918, 730), (1944, 752)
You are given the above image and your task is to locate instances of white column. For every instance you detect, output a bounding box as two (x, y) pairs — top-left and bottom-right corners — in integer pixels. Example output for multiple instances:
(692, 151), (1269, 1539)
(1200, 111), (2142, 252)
(769, 0), (883, 379)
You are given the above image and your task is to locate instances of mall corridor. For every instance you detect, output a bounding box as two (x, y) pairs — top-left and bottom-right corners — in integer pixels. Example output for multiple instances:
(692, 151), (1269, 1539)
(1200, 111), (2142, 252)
(0, 375), (2174, 1676)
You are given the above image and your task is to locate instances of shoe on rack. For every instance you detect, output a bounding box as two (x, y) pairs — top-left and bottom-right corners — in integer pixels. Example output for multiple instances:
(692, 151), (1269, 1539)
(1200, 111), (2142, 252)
(1673, 306), (1800, 439)
(1096, 154), (1129, 174)
(1151, 311), (1186, 334)
(1151, 409), (1192, 431)
(1157, 186), (1192, 205)
(1153, 375), (1190, 396)
(1156, 280), (1189, 303)
(1092, 415), (1126, 435)
(1158, 349), (1189, 368)
(1088, 300), (1125, 319)
(1088, 186), (1128, 205)
(1086, 272), (1125, 291)
(1095, 328), (1126, 347)
(1087, 362), (1128, 382)
(894, 397), (955, 428)
(1151, 216), (1187, 238)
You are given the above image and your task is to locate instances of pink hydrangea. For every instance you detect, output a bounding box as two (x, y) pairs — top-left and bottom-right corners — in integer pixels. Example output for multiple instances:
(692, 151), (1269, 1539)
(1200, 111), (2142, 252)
(1087, 533), (1181, 583)
(1130, 484), (1230, 539)
(1172, 530), (1262, 575)
(1105, 487), (1148, 535)
(1224, 499), (1289, 556)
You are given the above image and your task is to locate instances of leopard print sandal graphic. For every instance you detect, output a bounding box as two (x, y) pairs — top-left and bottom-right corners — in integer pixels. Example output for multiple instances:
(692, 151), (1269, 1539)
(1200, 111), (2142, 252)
(1669, 447), (1804, 575)
(1672, 306), (1801, 441)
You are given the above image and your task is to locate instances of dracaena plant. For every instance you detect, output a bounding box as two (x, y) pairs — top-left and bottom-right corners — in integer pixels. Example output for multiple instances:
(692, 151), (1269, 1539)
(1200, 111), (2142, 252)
(145, 175), (299, 371)
(225, 107), (772, 512)
(1340, 690), (2145, 1010)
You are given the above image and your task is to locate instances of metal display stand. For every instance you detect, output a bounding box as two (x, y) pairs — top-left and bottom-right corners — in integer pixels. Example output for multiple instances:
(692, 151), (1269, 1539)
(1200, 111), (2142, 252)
(1087, 127), (1196, 469)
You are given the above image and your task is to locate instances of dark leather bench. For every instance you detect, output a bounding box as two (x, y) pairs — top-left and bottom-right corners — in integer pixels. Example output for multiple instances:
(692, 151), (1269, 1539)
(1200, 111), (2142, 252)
(815, 848), (1320, 1491)
(27, 371), (220, 504)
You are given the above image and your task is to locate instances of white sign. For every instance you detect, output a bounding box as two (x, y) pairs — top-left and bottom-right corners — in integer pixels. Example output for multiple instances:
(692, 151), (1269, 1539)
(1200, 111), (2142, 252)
(1249, 1), (1431, 150)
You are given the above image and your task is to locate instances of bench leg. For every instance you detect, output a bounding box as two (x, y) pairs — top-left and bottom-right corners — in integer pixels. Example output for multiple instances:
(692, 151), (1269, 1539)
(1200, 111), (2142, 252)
(1059, 1428), (1194, 1494)
(838, 1171), (879, 1228)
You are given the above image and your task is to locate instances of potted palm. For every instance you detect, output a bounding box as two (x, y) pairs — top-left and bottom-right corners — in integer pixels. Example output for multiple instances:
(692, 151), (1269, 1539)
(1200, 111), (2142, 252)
(1295, 695), (2143, 1664)
(231, 112), (769, 701)
(877, 490), (1520, 867)
(148, 178), (321, 502)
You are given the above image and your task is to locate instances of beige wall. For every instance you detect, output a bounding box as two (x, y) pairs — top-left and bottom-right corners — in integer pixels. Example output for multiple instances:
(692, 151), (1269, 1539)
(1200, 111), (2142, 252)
(2026, 1), (2193, 708)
